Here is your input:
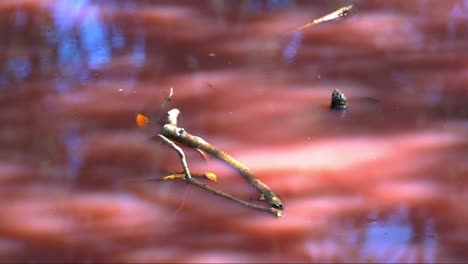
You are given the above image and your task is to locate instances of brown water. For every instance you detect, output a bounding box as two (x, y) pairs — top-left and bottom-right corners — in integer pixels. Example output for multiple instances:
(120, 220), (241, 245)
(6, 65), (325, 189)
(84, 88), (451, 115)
(1, 0), (467, 263)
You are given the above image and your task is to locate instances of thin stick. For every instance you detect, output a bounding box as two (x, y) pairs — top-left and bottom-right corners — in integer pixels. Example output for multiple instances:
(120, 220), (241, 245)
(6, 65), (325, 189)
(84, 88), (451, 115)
(263, 4), (354, 71)
(157, 134), (192, 181)
(293, 4), (353, 32)
(179, 173), (282, 217)
(128, 172), (211, 183)
(160, 87), (174, 110)
(158, 133), (282, 217)
(159, 109), (284, 210)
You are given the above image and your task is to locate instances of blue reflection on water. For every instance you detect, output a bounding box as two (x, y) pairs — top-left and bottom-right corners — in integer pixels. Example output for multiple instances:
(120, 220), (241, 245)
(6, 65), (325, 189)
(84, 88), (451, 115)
(186, 55), (199, 70)
(282, 31), (303, 64)
(52, 0), (86, 93)
(131, 29), (146, 67)
(7, 56), (31, 82)
(53, 0), (88, 32)
(79, 7), (111, 69)
(0, 74), (7, 88)
(111, 24), (125, 49)
(423, 218), (437, 263)
(267, 0), (292, 10)
(361, 206), (413, 261)
(54, 80), (71, 94)
(48, 0), (120, 92)
(451, 0), (468, 18)
(45, 0), (148, 86)
(58, 38), (82, 73)
(56, 36), (81, 93)
(249, 0), (292, 13)
(448, 1), (468, 38)
(52, 0), (111, 71)
(249, 0), (263, 13)
(391, 71), (414, 94)
(62, 128), (83, 180)
(15, 10), (28, 27)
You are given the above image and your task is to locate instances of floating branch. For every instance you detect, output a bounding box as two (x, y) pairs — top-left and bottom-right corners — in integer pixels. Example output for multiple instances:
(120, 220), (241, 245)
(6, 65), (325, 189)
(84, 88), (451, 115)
(293, 4), (353, 32)
(156, 108), (284, 217)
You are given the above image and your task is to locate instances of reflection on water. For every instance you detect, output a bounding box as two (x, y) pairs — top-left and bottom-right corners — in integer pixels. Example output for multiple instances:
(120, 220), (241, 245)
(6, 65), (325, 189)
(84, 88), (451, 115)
(0, 0), (467, 263)
(363, 206), (414, 262)
(282, 31), (303, 64)
(62, 126), (83, 180)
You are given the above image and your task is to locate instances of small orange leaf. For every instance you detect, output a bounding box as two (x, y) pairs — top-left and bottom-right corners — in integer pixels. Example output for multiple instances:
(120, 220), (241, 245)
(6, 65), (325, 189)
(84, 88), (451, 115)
(136, 113), (149, 128)
(162, 173), (185, 180)
(162, 172), (217, 182)
(204, 172), (217, 182)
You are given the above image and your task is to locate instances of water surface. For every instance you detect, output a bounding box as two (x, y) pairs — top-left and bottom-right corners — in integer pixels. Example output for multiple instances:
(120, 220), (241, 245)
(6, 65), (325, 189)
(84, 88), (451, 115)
(0, 0), (467, 263)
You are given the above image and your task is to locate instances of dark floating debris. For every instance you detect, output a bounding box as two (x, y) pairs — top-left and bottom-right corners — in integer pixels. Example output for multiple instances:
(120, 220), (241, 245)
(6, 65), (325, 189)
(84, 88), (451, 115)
(330, 89), (348, 110)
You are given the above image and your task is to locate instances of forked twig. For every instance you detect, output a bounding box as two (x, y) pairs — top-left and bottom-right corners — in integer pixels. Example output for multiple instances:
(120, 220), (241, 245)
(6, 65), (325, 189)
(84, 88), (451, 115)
(157, 134), (192, 181)
(156, 108), (284, 217)
(157, 135), (282, 217)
